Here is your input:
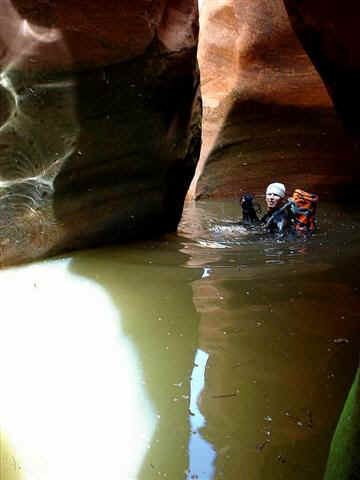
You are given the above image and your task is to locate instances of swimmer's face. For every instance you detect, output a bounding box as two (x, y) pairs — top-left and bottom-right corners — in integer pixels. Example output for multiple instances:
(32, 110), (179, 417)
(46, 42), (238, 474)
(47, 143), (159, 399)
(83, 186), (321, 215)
(266, 192), (282, 210)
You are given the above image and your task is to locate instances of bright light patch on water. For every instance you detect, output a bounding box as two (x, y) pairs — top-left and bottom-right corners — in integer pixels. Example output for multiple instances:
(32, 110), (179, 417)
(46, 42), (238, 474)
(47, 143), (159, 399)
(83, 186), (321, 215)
(187, 349), (216, 479)
(0, 258), (157, 480)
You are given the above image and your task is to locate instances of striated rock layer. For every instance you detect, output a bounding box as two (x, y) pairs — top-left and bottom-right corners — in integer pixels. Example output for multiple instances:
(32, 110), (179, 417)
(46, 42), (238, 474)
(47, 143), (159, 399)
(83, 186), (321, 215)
(189, 0), (358, 200)
(0, 0), (200, 266)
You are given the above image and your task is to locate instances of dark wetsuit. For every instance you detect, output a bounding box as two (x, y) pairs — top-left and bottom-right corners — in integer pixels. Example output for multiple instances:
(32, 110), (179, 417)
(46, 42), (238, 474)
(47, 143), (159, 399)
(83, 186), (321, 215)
(260, 203), (296, 238)
(240, 194), (296, 238)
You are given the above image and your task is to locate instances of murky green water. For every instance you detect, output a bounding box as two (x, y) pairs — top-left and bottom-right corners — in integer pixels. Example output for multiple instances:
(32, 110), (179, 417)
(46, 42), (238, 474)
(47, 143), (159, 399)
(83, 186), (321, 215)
(0, 199), (359, 480)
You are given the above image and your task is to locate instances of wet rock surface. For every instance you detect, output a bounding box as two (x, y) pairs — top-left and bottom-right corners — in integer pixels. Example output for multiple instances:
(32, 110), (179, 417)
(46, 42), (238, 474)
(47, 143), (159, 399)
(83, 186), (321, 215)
(0, 0), (200, 266)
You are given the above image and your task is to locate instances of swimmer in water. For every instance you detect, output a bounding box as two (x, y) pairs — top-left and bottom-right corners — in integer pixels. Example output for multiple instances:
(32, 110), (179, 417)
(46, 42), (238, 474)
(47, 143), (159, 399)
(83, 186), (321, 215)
(240, 182), (296, 237)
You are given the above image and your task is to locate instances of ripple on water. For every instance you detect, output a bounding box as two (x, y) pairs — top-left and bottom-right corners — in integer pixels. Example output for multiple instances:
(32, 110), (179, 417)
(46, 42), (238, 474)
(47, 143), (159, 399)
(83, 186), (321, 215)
(0, 199), (358, 480)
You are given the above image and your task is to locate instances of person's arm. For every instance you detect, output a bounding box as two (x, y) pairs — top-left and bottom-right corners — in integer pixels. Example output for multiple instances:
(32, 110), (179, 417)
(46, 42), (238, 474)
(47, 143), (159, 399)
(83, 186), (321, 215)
(240, 194), (260, 225)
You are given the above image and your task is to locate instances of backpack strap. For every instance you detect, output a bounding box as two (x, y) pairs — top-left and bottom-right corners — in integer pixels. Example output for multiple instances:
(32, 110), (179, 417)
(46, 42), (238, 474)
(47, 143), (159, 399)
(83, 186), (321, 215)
(264, 200), (293, 229)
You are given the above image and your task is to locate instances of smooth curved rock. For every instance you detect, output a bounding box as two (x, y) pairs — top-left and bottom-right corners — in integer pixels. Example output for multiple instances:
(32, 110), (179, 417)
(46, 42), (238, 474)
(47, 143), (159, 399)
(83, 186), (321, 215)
(188, 0), (357, 200)
(1, 0), (193, 70)
(0, 0), (200, 266)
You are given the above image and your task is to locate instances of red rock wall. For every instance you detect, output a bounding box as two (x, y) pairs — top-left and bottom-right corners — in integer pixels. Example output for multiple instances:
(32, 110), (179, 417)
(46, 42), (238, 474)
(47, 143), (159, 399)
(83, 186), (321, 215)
(0, 0), (200, 266)
(189, 0), (358, 200)
(0, 0), (199, 71)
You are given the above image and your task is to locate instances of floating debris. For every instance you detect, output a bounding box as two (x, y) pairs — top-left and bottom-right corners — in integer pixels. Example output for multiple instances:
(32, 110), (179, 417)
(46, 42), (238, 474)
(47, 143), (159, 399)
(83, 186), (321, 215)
(284, 408), (313, 428)
(332, 338), (350, 344)
(212, 392), (237, 399)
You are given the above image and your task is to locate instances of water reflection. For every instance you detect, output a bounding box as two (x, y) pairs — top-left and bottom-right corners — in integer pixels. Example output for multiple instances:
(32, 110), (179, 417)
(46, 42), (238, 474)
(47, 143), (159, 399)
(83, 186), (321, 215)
(0, 199), (359, 479)
(68, 248), (200, 479)
(187, 349), (216, 479)
(0, 259), (157, 480)
(179, 199), (360, 479)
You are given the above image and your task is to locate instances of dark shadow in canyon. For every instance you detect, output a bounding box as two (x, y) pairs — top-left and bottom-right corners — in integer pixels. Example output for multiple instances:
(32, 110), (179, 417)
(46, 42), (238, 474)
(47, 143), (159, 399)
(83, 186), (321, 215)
(195, 100), (360, 202)
(2, 0), (200, 264)
(282, 0), (360, 144)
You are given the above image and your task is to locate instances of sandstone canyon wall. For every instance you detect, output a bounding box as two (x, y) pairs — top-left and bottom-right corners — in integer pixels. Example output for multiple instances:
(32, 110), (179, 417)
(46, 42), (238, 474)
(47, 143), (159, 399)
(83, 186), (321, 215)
(0, 0), (200, 266)
(1, 0), (360, 266)
(189, 0), (358, 201)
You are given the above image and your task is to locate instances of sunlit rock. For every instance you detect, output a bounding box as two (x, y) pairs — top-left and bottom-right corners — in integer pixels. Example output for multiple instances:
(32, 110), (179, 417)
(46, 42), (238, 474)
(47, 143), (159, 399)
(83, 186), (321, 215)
(0, 0), (200, 266)
(188, 0), (358, 200)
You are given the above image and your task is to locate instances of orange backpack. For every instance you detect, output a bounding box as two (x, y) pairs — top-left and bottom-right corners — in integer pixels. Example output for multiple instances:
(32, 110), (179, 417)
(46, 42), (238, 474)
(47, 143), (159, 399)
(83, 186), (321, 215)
(290, 189), (319, 233)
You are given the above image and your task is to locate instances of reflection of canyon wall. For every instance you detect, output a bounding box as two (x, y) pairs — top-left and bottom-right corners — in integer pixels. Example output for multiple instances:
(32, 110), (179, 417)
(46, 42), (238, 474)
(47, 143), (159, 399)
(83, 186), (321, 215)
(280, 4), (360, 477)
(189, 0), (357, 200)
(0, 0), (200, 266)
(69, 248), (200, 480)
(190, 270), (360, 478)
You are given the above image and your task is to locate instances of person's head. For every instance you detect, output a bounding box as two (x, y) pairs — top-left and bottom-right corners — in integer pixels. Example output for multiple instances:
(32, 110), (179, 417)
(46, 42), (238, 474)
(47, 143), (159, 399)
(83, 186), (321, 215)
(265, 182), (286, 210)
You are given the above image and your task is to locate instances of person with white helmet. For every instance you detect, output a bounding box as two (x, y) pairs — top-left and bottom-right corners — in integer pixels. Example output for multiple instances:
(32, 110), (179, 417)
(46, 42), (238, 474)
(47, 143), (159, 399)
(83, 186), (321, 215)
(264, 182), (286, 210)
(240, 182), (296, 237)
(260, 182), (295, 236)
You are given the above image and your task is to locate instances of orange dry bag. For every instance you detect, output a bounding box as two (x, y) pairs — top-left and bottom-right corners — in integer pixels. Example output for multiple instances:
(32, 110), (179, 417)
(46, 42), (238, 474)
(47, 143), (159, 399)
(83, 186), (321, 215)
(290, 189), (319, 233)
